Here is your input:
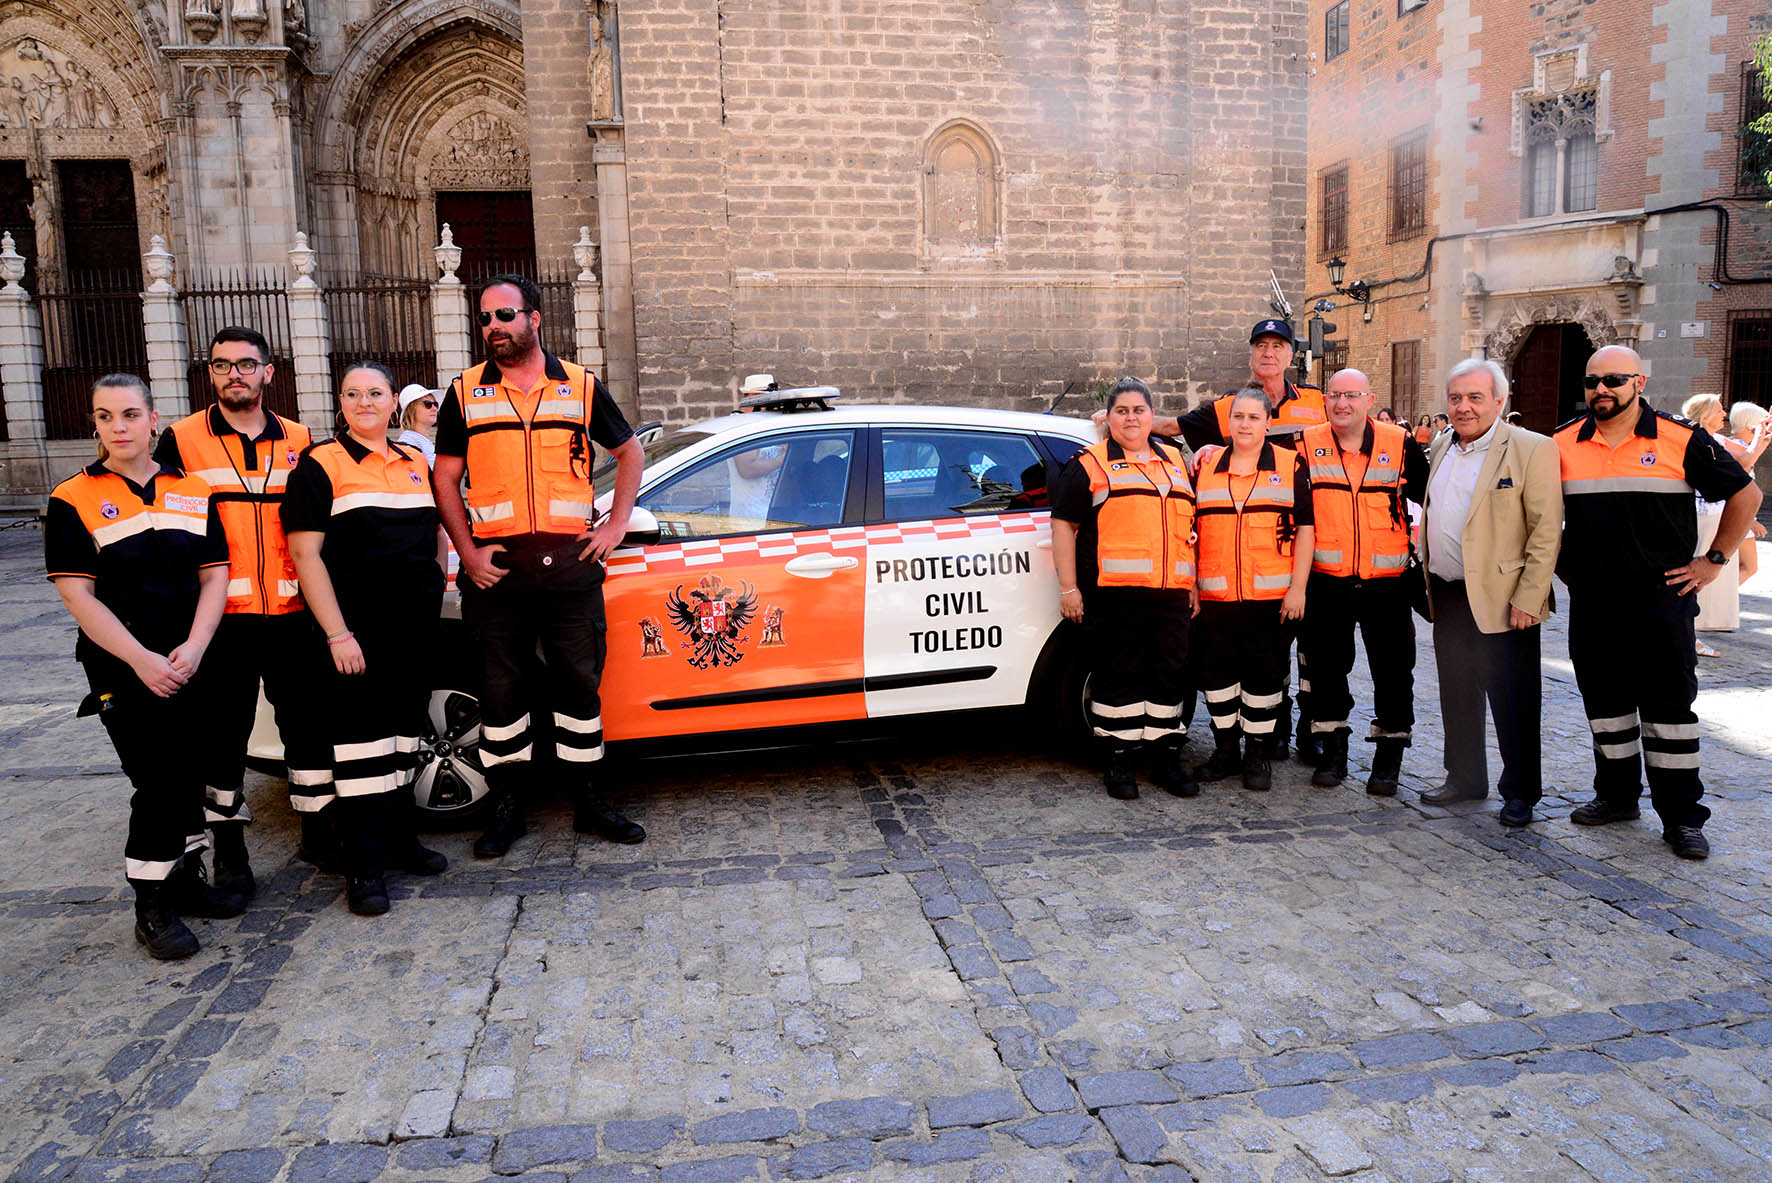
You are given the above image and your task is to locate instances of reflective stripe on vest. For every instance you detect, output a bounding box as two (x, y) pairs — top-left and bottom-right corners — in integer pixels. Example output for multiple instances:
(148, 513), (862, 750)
(168, 410), (310, 615)
(1077, 439), (1197, 591)
(458, 360), (599, 538)
(1193, 442), (1299, 602)
(1300, 421), (1411, 579)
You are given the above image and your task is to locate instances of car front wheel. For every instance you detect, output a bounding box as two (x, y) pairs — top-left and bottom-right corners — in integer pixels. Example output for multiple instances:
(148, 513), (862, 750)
(409, 686), (493, 826)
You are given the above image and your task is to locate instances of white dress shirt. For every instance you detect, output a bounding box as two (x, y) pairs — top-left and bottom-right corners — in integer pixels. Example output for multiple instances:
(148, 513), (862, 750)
(1425, 418), (1499, 581)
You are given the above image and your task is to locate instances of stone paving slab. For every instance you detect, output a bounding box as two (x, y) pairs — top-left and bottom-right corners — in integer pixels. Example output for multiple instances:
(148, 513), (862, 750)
(5, 526), (1772, 1181)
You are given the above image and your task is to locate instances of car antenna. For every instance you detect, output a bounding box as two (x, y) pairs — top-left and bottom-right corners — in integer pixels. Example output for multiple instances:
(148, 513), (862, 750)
(1044, 381), (1077, 416)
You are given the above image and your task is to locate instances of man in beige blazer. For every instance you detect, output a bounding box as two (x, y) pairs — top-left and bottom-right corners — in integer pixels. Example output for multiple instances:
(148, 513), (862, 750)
(1418, 358), (1563, 826)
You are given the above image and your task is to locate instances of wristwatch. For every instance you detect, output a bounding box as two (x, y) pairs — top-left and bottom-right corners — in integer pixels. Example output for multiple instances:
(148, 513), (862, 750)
(1704, 548), (1727, 566)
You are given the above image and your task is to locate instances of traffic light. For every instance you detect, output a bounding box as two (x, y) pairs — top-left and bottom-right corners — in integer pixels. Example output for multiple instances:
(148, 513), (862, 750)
(1309, 316), (1339, 356)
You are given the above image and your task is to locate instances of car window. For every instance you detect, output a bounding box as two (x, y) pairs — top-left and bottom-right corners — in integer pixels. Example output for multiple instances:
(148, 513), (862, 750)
(639, 430), (855, 540)
(880, 429), (1048, 521)
(592, 428), (713, 498)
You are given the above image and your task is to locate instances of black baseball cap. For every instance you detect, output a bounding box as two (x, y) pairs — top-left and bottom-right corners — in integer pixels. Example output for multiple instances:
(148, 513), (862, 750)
(1250, 319), (1295, 346)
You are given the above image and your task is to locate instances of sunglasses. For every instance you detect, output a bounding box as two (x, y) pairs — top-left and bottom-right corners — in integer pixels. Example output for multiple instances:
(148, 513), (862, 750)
(418, 399), (438, 410)
(1582, 372), (1640, 390)
(478, 307), (528, 326)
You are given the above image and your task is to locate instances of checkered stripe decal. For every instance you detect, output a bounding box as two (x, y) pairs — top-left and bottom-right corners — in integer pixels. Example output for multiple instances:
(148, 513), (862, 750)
(605, 511), (1051, 576)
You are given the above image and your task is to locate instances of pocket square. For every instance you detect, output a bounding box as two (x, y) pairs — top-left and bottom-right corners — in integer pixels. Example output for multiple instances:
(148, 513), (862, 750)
(1497, 476), (1514, 489)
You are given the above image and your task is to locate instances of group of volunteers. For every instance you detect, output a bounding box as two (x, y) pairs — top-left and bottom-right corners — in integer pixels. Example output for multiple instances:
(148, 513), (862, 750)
(46, 274), (644, 960)
(45, 294), (1762, 963)
(1054, 319), (1760, 864)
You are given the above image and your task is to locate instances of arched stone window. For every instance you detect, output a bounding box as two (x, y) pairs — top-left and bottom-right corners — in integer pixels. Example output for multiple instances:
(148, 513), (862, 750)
(922, 120), (1000, 262)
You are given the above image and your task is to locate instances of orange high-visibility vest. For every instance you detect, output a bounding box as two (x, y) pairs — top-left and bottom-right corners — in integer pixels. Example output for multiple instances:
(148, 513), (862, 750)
(455, 359), (600, 538)
(1301, 420), (1411, 579)
(1193, 442), (1300, 602)
(1213, 382), (1326, 441)
(167, 407), (310, 615)
(1076, 439), (1197, 590)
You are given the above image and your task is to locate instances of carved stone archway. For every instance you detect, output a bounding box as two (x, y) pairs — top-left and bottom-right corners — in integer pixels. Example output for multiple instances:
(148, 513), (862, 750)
(1485, 293), (1619, 367)
(0, 18), (166, 281)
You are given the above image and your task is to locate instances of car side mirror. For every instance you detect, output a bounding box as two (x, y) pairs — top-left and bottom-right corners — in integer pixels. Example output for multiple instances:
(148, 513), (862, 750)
(623, 505), (660, 546)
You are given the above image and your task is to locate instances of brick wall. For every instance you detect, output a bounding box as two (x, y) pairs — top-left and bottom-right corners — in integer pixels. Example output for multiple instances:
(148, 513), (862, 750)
(617, 0), (1309, 424)
(1306, 0), (1442, 418)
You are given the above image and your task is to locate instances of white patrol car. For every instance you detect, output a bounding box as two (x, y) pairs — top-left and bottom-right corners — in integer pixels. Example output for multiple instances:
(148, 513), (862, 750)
(253, 386), (1101, 821)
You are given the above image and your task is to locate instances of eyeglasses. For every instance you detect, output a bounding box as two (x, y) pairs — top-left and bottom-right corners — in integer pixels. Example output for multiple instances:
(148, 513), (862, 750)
(418, 399), (437, 410)
(478, 307), (527, 326)
(1582, 373), (1640, 390)
(208, 358), (262, 376)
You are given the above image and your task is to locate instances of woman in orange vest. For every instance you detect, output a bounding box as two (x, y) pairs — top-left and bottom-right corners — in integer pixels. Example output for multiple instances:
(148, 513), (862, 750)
(283, 362), (448, 916)
(1192, 389), (1315, 791)
(1051, 379), (1198, 800)
(45, 375), (244, 959)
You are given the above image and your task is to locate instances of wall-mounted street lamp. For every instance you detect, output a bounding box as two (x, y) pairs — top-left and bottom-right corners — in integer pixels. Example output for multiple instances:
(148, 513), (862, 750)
(1326, 255), (1373, 321)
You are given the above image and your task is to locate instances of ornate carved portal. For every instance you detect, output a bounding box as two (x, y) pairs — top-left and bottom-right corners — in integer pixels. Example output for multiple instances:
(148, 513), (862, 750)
(1485, 296), (1619, 367)
(342, 21), (531, 279)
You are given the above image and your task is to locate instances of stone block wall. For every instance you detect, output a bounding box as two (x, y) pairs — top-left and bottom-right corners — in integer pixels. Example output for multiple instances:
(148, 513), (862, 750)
(618, 0), (1309, 424)
(520, 0), (602, 272)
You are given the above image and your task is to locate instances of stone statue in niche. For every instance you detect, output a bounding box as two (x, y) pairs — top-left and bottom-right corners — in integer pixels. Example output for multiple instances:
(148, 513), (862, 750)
(232, 0), (268, 41)
(588, 3), (617, 122)
(185, 0), (221, 42)
(0, 40), (118, 129)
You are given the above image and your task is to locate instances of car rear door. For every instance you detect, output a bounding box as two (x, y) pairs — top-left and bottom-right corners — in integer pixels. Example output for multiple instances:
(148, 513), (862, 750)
(599, 427), (868, 741)
(862, 425), (1066, 719)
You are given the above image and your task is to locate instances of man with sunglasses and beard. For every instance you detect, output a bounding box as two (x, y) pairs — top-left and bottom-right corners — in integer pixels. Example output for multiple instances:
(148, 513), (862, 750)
(433, 274), (646, 857)
(1555, 346), (1760, 860)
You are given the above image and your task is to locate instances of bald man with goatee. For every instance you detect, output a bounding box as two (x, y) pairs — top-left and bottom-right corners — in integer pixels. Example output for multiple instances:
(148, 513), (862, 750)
(1554, 346), (1760, 859)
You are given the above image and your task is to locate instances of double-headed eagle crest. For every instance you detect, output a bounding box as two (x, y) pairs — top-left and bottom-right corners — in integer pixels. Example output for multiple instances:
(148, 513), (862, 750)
(665, 574), (759, 668)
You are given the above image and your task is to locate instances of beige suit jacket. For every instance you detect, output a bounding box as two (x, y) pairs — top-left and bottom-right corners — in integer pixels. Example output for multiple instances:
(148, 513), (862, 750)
(1419, 421), (1563, 634)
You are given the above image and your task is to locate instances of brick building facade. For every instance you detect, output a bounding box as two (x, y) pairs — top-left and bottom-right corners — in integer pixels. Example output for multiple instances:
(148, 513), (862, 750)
(1305, 0), (1772, 434)
(0, 0), (1312, 502)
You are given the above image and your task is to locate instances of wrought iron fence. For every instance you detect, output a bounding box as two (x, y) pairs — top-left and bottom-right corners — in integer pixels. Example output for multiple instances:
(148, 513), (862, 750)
(38, 267), (147, 439)
(180, 271), (298, 421)
(324, 276), (436, 394)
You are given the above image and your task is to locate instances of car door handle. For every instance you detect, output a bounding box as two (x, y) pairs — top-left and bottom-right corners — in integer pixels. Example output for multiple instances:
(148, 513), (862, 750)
(784, 553), (857, 578)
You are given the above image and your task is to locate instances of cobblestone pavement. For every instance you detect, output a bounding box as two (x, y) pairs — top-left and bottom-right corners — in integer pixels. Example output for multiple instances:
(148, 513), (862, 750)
(3, 522), (1771, 1183)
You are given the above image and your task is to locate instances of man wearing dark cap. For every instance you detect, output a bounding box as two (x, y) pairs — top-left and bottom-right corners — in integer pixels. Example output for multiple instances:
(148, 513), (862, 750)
(1139, 320), (1328, 451)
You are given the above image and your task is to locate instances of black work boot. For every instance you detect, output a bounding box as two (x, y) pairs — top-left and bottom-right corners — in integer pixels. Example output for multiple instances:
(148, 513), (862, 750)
(1241, 735), (1273, 791)
(1366, 738), (1405, 797)
(133, 883), (200, 961)
(169, 858), (247, 919)
(346, 875), (391, 916)
(1194, 731), (1244, 783)
(574, 795), (647, 843)
(1294, 713), (1325, 767)
(1311, 732), (1348, 787)
(473, 788), (527, 859)
(297, 808), (344, 874)
(1153, 742), (1199, 799)
(388, 792), (448, 876)
(209, 822), (256, 897)
(1103, 747), (1139, 800)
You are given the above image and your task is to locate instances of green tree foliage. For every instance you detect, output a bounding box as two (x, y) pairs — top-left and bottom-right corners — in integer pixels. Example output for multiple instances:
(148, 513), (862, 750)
(1746, 35), (1772, 195)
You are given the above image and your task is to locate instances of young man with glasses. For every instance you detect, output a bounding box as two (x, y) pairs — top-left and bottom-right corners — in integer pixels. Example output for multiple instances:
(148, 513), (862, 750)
(433, 274), (647, 857)
(155, 327), (331, 895)
(1555, 346), (1761, 859)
